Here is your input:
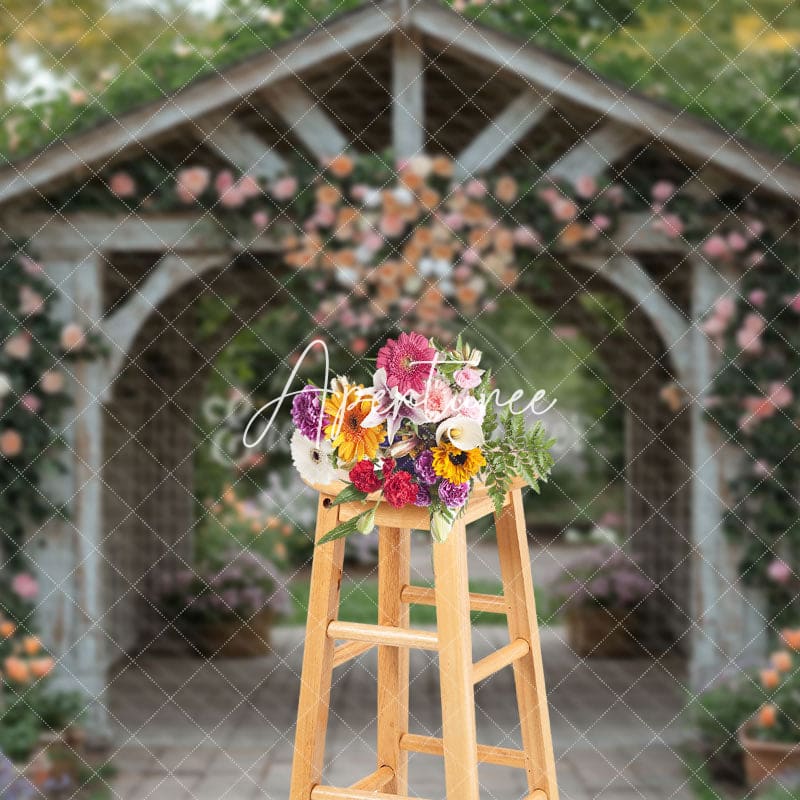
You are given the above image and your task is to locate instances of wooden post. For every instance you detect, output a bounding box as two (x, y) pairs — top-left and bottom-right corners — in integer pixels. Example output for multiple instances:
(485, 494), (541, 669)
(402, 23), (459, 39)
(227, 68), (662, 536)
(377, 526), (411, 793)
(431, 519), (480, 800)
(392, 31), (426, 161)
(495, 489), (559, 799)
(289, 496), (347, 800)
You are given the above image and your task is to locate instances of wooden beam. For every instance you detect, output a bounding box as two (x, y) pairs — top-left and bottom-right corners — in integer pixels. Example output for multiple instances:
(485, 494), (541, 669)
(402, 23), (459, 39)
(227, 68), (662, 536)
(102, 253), (225, 376)
(192, 112), (287, 179)
(392, 31), (426, 160)
(571, 252), (692, 376)
(548, 121), (646, 183)
(413, 1), (800, 198)
(264, 80), (349, 162)
(0, 1), (396, 205)
(7, 212), (282, 253)
(456, 90), (549, 177)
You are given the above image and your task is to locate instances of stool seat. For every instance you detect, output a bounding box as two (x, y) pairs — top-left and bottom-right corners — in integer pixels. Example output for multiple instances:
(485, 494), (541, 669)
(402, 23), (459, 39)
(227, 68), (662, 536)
(289, 481), (559, 800)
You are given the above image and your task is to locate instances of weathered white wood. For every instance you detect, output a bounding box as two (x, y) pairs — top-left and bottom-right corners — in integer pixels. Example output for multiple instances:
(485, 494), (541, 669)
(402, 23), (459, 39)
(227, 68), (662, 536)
(571, 252), (692, 378)
(413, 0), (800, 198)
(611, 211), (687, 253)
(264, 80), (349, 162)
(392, 31), (426, 160)
(0, 0), (396, 205)
(103, 253), (225, 377)
(456, 90), (549, 177)
(687, 258), (766, 689)
(192, 112), (287, 179)
(4, 213), (282, 253)
(548, 121), (646, 183)
(64, 250), (114, 743)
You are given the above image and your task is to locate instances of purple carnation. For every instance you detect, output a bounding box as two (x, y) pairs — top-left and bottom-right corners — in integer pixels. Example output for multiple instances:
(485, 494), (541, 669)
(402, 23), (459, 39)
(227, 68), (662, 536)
(292, 385), (327, 440)
(438, 479), (469, 508)
(414, 450), (437, 485)
(414, 484), (431, 507)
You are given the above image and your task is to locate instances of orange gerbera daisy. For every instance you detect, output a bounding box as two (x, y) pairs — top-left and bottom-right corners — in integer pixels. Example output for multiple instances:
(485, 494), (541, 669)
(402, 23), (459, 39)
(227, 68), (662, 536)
(324, 384), (384, 463)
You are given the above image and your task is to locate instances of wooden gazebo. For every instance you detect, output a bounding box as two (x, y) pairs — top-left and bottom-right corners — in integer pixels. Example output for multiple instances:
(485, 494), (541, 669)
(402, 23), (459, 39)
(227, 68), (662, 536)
(2, 0), (795, 735)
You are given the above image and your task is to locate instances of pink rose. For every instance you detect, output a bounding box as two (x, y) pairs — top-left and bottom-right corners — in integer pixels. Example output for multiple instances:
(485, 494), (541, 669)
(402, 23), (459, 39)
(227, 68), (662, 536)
(513, 226), (540, 247)
(715, 296), (736, 321)
(747, 251), (765, 268)
(453, 393), (485, 423)
(19, 256), (43, 275)
(11, 572), (38, 600)
(574, 174), (597, 199)
(20, 394), (41, 414)
(176, 167), (210, 203)
(552, 198), (578, 221)
(748, 289), (766, 307)
(252, 210), (270, 229)
(767, 559), (792, 585)
(314, 205), (336, 227)
(727, 231), (748, 252)
(651, 180), (676, 203)
(591, 214), (611, 231)
(270, 176), (298, 201)
(109, 172), (136, 198)
(443, 212), (464, 231)
(5, 333), (31, 359)
(788, 293), (800, 313)
(702, 235), (729, 260)
(652, 213), (683, 239)
(215, 170), (235, 195)
(768, 382), (793, 409)
(746, 219), (765, 239)
(604, 185), (625, 206)
(465, 179), (487, 198)
(753, 459), (770, 477)
(19, 286), (44, 316)
(453, 366), (483, 389)
(380, 214), (404, 238)
(238, 175), (261, 199)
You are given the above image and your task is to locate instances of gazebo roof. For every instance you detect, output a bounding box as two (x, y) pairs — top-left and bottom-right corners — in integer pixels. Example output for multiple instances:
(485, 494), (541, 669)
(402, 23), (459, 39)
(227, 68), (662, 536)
(2, 0), (800, 205)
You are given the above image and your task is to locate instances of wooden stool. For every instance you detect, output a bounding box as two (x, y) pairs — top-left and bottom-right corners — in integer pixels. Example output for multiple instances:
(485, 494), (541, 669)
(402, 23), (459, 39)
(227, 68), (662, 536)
(289, 478), (559, 800)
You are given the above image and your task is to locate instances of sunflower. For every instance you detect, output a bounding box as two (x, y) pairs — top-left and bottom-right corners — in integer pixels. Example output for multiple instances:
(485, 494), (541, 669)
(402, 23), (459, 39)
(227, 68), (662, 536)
(431, 442), (486, 484)
(324, 383), (385, 463)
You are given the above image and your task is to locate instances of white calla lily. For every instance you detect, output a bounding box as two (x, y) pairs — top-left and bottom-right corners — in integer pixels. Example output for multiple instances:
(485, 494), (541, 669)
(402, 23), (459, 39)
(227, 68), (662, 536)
(435, 416), (484, 450)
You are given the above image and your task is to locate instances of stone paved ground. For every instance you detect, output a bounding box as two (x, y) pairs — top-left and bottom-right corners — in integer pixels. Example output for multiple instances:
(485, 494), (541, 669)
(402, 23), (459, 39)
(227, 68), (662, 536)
(108, 625), (696, 800)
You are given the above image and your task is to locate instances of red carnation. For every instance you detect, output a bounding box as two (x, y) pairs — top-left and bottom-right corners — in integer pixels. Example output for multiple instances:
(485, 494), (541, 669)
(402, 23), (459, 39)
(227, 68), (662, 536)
(349, 460), (382, 493)
(383, 470), (417, 509)
(381, 458), (396, 476)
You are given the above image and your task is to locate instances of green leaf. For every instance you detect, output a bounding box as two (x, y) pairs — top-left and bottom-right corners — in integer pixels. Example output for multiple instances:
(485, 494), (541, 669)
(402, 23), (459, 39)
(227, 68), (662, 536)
(317, 509), (374, 545)
(330, 484), (370, 506)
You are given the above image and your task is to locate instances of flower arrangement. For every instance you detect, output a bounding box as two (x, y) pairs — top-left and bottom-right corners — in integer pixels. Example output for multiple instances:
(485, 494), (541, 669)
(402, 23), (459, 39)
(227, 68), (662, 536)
(288, 334), (555, 543)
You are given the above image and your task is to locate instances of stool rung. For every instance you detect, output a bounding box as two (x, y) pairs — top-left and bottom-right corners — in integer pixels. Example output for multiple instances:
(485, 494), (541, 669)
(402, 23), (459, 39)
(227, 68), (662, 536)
(332, 640), (375, 668)
(350, 765), (394, 790)
(472, 638), (530, 684)
(312, 787), (427, 800)
(327, 620), (439, 651)
(400, 733), (527, 769)
(400, 585), (508, 615)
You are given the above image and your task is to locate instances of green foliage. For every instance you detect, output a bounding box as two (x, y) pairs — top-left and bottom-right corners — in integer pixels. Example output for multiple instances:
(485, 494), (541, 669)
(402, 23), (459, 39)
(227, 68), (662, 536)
(483, 409), (556, 515)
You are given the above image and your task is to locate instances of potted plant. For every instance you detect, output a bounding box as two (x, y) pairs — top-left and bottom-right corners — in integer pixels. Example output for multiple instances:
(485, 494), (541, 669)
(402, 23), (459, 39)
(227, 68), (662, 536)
(553, 546), (654, 658)
(155, 551), (290, 658)
(739, 628), (800, 787)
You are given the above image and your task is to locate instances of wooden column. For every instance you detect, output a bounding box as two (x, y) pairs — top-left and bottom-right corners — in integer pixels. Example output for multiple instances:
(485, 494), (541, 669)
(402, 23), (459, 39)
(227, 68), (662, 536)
(687, 259), (766, 689)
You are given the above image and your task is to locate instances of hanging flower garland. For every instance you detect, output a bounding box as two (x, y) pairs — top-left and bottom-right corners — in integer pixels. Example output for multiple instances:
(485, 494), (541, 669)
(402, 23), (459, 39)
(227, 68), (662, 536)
(46, 152), (797, 608)
(0, 252), (97, 625)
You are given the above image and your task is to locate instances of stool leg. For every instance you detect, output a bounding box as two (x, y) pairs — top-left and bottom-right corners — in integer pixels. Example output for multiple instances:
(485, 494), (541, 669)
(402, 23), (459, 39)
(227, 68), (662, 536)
(377, 526), (411, 793)
(432, 519), (480, 800)
(495, 488), (559, 800)
(289, 496), (346, 800)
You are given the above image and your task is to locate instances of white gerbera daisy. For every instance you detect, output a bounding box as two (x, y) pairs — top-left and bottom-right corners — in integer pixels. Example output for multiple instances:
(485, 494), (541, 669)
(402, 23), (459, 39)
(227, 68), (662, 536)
(290, 429), (339, 485)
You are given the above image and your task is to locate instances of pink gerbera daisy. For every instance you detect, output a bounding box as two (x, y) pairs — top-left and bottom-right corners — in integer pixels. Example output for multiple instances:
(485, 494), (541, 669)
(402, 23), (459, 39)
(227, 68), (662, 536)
(377, 333), (436, 395)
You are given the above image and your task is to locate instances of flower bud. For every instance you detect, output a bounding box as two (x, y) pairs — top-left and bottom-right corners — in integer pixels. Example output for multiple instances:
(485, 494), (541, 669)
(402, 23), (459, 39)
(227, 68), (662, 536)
(431, 511), (453, 544)
(356, 504), (379, 535)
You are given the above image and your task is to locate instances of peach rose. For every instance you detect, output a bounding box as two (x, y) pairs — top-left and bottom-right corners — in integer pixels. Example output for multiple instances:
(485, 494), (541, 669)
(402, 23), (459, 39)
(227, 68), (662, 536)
(4, 657), (30, 684)
(327, 154), (354, 178)
(0, 429), (23, 457)
(781, 628), (800, 650)
(494, 176), (518, 204)
(23, 636), (41, 656)
(29, 657), (54, 679)
(19, 286), (44, 316)
(40, 370), (65, 394)
(758, 704), (777, 728)
(761, 668), (780, 690)
(5, 333), (31, 359)
(771, 650), (792, 672)
(0, 620), (16, 638)
(109, 172), (136, 198)
(60, 323), (86, 352)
